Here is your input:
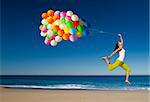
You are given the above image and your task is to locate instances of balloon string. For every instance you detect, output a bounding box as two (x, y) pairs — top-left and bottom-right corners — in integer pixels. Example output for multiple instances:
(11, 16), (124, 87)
(87, 28), (117, 36)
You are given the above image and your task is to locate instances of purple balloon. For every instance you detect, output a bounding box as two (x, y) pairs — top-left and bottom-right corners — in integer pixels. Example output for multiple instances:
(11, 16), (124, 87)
(54, 10), (60, 16)
(69, 35), (78, 42)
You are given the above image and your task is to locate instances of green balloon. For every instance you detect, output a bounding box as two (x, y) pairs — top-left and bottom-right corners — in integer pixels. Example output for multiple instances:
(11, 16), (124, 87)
(52, 30), (58, 35)
(44, 24), (49, 28)
(66, 21), (73, 28)
(46, 34), (51, 40)
(77, 25), (84, 32)
(61, 17), (66, 23)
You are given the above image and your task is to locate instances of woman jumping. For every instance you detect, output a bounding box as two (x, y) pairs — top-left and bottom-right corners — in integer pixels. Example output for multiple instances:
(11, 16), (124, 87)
(101, 34), (131, 84)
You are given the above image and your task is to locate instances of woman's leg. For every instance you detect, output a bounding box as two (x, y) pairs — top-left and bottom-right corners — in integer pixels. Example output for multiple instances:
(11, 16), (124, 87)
(120, 62), (131, 84)
(102, 57), (121, 71)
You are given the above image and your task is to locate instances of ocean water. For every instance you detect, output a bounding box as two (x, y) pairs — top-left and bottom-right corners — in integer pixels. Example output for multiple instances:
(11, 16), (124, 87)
(0, 75), (149, 90)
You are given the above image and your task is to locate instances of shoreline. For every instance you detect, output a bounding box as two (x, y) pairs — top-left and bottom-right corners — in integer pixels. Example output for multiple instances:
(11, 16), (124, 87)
(0, 87), (150, 102)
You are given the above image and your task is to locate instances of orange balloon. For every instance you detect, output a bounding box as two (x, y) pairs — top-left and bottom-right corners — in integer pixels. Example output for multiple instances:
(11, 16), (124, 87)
(58, 30), (64, 37)
(79, 21), (84, 26)
(62, 34), (70, 40)
(53, 25), (60, 31)
(47, 10), (54, 17)
(53, 15), (60, 21)
(41, 12), (48, 19)
(46, 17), (54, 24)
(39, 25), (43, 30)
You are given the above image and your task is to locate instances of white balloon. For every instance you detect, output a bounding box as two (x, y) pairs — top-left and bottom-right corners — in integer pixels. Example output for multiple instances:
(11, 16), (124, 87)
(47, 30), (52, 34)
(51, 40), (57, 46)
(71, 15), (79, 21)
(40, 32), (47, 37)
(47, 24), (52, 29)
(59, 24), (66, 29)
(55, 36), (62, 42)
(55, 20), (60, 26)
(66, 11), (73, 16)
(41, 19), (47, 25)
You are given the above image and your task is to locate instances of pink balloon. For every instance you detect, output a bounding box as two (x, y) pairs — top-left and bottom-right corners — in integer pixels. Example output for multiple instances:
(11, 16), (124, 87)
(50, 34), (56, 39)
(42, 27), (47, 33)
(44, 39), (51, 45)
(60, 11), (66, 17)
(65, 16), (71, 21)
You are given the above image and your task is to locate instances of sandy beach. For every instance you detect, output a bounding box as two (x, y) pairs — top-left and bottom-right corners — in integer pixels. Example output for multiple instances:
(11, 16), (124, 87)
(0, 87), (149, 102)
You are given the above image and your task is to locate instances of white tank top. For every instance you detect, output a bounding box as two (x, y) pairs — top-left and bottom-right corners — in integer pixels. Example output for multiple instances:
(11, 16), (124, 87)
(117, 48), (125, 62)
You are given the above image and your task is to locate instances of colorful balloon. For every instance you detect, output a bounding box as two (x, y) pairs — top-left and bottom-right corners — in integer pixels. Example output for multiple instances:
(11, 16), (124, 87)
(47, 24), (52, 29)
(64, 27), (70, 34)
(58, 30), (64, 37)
(41, 13), (48, 19)
(70, 28), (77, 35)
(51, 40), (57, 46)
(49, 33), (56, 39)
(65, 16), (71, 22)
(55, 36), (62, 42)
(59, 23), (66, 29)
(66, 21), (73, 28)
(52, 30), (58, 35)
(54, 10), (60, 16)
(71, 15), (79, 21)
(40, 32), (47, 37)
(77, 25), (84, 32)
(39, 10), (88, 46)
(41, 27), (47, 33)
(55, 20), (60, 26)
(44, 39), (51, 45)
(69, 35), (78, 42)
(76, 31), (82, 38)
(60, 11), (66, 17)
(73, 21), (79, 28)
(47, 30), (52, 34)
(63, 34), (70, 40)
(61, 17), (66, 23)
(39, 25), (43, 30)
(53, 15), (60, 21)
(46, 17), (53, 24)
(47, 10), (54, 17)
(46, 34), (51, 40)
(82, 30), (87, 36)
(41, 19), (47, 25)
(66, 11), (73, 16)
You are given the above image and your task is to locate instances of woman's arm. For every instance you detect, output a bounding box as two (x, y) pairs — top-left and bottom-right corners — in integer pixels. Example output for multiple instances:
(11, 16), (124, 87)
(108, 47), (122, 59)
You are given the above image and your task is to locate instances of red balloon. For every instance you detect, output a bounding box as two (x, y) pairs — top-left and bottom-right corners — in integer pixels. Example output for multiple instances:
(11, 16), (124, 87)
(73, 21), (79, 28)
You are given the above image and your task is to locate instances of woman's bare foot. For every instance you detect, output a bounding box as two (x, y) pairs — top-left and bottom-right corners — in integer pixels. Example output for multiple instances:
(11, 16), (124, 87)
(125, 80), (131, 85)
(101, 57), (107, 60)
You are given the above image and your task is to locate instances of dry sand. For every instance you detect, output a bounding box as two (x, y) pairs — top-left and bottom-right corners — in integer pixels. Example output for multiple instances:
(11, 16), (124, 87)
(0, 87), (149, 102)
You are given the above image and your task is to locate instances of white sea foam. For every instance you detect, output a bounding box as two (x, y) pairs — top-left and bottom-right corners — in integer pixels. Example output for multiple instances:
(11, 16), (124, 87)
(0, 85), (150, 91)
(0, 84), (94, 90)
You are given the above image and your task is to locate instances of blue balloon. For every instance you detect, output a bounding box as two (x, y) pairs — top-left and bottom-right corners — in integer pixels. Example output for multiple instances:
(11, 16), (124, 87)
(82, 30), (87, 36)
(83, 22), (88, 27)
(78, 18), (82, 22)
(70, 28), (77, 35)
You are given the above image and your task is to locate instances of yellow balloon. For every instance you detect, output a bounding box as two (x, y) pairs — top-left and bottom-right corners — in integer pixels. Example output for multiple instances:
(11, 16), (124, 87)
(76, 32), (82, 38)
(52, 22), (56, 28)
(64, 27), (70, 34)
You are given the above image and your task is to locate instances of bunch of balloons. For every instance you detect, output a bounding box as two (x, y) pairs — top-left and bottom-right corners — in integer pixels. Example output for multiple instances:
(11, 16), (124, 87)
(39, 10), (88, 46)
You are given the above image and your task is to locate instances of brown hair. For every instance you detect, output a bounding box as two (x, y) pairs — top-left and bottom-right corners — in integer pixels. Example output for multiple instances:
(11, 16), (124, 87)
(114, 42), (119, 51)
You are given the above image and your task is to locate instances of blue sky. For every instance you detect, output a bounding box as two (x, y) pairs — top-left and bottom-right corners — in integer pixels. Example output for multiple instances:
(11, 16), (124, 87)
(1, 0), (149, 75)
